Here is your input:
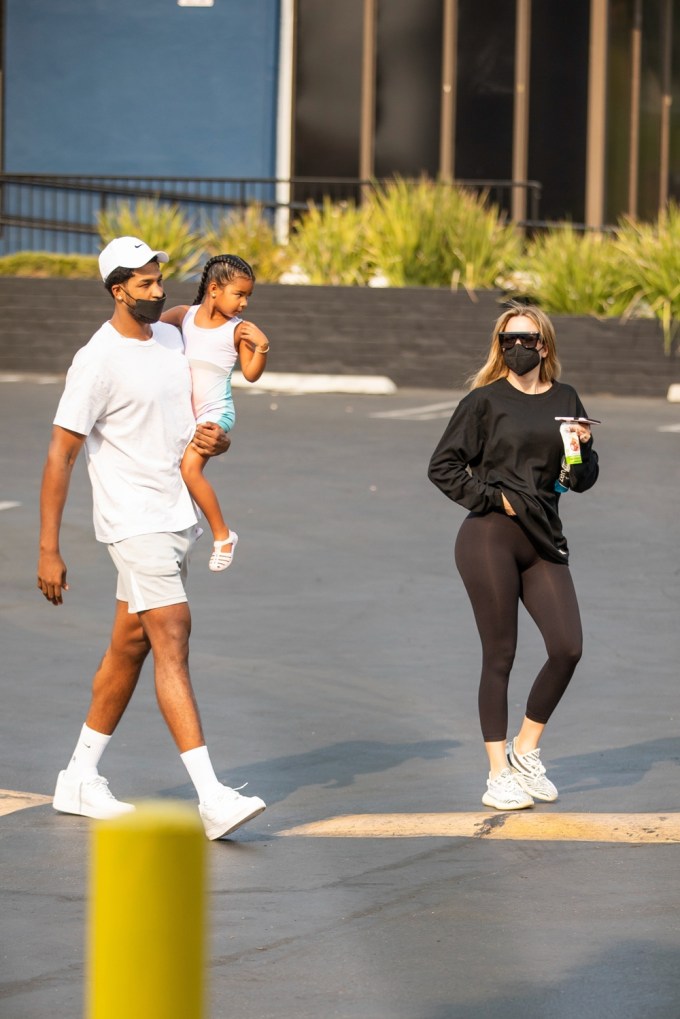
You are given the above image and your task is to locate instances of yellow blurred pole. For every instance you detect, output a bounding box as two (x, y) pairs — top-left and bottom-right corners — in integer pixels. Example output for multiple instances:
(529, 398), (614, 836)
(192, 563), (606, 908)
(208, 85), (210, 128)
(87, 802), (206, 1019)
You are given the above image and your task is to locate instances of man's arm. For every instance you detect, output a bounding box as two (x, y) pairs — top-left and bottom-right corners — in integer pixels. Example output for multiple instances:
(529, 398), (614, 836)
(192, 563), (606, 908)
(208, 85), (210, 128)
(37, 425), (87, 606)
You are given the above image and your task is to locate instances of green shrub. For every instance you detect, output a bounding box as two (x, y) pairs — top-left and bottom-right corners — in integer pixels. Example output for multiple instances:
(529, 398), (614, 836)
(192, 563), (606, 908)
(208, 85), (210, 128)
(614, 202), (680, 352)
(97, 199), (203, 280)
(361, 176), (520, 290)
(201, 204), (288, 282)
(0, 251), (100, 278)
(443, 187), (522, 292)
(287, 197), (368, 285)
(501, 225), (628, 317)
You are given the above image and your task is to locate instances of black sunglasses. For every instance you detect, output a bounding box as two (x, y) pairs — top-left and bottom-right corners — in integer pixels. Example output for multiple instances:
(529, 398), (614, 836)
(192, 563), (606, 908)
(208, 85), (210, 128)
(498, 331), (542, 351)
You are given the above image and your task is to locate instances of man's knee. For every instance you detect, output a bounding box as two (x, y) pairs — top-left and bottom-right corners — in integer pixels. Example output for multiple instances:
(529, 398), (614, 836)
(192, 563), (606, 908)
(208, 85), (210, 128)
(141, 603), (191, 652)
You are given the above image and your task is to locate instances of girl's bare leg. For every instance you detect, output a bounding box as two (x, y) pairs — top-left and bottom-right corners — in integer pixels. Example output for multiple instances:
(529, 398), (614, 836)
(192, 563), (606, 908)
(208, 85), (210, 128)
(180, 443), (232, 544)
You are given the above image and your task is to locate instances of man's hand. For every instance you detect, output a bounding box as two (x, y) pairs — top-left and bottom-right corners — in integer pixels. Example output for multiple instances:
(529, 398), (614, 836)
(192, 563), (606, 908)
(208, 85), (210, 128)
(191, 421), (231, 457)
(37, 550), (69, 605)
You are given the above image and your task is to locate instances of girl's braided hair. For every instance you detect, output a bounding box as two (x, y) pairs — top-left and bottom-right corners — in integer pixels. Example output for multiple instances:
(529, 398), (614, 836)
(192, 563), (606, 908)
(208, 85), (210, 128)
(193, 254), (255, 306)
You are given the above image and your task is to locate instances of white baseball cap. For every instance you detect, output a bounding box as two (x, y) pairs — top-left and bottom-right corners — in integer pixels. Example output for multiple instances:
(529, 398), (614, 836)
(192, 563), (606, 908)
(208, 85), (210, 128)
(99, 236), (169, 281)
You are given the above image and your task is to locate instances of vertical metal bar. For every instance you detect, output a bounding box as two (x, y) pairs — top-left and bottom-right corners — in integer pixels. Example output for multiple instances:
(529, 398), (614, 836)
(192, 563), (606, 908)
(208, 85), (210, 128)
(439, 0), (458, 181)
(276, 0), (296, 242)
(658, 0), (673, 212)
(512, 0), (531, 224)
(627, 0), (642, 218)
(359, 0), (377, 187)
(585, 0), (609, 229)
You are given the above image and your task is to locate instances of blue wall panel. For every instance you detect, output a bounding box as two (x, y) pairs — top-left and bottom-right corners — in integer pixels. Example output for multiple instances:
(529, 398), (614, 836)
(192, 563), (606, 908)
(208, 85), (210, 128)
(5, 0), (280, 177)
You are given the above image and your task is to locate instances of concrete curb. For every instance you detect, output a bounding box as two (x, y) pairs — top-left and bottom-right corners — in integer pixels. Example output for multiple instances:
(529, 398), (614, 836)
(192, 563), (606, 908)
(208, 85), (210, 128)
(231, 371), (397, 395)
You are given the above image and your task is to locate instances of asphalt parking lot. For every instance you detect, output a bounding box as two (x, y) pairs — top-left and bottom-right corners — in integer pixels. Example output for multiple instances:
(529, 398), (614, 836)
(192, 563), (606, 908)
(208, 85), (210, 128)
(1, 377), (679, 1018)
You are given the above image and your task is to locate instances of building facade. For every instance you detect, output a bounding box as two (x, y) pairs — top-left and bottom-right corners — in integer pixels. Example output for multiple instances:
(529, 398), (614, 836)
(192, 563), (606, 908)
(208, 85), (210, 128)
(0, 0), (677, 252)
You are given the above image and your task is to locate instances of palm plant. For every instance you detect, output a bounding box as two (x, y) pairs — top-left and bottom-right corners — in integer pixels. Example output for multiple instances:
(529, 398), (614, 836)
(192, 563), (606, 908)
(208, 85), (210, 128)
(362, 176), (521, 290)
(287, 197), (368, 285)
(97, 199), (203, 279)
(503, 225), (628, 318)
(201, 204), (288, 282)
(614, 202), (680, 352)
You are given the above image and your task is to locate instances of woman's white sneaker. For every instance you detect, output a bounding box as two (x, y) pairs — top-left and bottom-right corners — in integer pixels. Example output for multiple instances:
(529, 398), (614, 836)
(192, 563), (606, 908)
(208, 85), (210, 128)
(506, 738), (558, 802)
(52, 770), (135, 820)
(199, 784), (266, 840)
(482, 768), (534, 810)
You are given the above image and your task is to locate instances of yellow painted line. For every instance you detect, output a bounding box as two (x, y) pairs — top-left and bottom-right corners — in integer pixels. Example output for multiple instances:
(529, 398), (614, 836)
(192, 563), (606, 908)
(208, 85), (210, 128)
(278, 812), (680, 844)
(0, 789), (53, 817)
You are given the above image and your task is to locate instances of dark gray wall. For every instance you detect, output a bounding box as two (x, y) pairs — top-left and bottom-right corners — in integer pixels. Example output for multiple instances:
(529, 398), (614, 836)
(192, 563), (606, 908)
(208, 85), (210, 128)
(0, 278), (675, 397)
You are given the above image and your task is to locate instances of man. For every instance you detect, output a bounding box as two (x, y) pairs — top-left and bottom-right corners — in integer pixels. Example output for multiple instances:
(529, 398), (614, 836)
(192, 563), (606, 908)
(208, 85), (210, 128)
(36, 236), (265, 839)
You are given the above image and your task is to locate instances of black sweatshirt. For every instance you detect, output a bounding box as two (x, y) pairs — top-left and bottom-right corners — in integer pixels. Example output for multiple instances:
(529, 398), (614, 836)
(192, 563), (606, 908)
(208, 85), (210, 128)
(428, 378), (599, 564)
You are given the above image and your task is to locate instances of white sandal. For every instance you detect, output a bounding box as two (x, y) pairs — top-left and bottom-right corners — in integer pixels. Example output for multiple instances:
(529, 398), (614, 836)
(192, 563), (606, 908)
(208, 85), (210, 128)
(209, 531), (239, 572)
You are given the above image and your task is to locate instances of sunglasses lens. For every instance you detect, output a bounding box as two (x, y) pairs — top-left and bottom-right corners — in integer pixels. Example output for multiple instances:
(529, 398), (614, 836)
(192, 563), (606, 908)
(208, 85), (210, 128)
(499, 332), (540, 350)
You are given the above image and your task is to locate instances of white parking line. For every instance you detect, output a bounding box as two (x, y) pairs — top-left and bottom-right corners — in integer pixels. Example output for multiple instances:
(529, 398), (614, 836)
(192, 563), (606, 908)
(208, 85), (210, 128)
(0, 373), (63, 384)
(370, 400), (460, 421)
(0, 501), (21, 512)
(658, 423), (680, 433)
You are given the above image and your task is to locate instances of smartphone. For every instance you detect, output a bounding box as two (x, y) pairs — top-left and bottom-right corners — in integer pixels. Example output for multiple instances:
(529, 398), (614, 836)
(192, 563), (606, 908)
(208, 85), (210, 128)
(554, 416), (601, 425)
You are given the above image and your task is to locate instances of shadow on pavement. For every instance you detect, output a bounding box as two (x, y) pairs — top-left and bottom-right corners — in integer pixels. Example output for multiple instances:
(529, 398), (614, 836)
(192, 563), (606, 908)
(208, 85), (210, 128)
(553, 735), (680, 792)
(160, 738), (460, 805)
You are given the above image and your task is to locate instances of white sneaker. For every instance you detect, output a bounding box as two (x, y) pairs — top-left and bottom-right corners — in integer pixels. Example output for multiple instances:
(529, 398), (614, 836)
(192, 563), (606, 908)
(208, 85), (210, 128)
(482, 768), (534, 810)
(53, 770), (135, 820)
(198, 784), (266, 840)
(506, 738), (558, 802)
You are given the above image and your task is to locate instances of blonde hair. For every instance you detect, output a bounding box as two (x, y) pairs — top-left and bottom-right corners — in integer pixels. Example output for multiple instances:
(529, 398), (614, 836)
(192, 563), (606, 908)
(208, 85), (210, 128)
(468, 301), (562, 390)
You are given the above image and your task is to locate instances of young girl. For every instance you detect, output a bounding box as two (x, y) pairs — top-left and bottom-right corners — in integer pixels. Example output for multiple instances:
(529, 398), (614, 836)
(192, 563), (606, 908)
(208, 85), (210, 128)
(162, 254), (270, 572)
(428, 302), (599, 810)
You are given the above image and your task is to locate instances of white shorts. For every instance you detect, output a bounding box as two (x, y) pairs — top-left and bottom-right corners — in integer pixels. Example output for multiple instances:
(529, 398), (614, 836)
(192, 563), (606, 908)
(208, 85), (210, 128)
(107, 526), (201, 614)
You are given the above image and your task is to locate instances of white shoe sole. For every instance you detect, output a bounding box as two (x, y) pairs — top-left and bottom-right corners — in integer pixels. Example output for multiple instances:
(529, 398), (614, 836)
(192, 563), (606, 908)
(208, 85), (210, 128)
(53, 773), (135, 821)
(482, 791), (534, 811)
(202, 800), (266, 840)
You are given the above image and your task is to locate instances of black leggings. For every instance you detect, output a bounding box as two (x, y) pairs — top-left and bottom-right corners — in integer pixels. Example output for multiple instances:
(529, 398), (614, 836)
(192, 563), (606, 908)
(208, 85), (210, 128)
(455, 513), (583, 742)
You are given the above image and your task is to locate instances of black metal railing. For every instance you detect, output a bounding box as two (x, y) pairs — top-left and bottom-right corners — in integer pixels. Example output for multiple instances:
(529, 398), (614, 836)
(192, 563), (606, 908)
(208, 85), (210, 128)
(0, 173), (543, 256)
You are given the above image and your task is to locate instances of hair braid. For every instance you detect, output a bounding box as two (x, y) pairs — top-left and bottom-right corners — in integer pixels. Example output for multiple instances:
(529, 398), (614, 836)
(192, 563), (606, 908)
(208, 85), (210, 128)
(193, 254), (255, 305)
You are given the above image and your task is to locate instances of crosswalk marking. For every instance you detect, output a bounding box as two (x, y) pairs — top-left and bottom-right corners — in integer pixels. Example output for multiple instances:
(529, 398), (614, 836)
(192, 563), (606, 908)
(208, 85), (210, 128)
(0, 789), (52, 817)
(370, 399), (460, 421)
(5, 790), (677, 844)
(278, 812), (680, 844)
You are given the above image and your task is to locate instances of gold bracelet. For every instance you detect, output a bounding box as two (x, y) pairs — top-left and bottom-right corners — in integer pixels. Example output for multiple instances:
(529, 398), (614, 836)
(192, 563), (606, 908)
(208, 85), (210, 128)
(255, 345), (270, 354)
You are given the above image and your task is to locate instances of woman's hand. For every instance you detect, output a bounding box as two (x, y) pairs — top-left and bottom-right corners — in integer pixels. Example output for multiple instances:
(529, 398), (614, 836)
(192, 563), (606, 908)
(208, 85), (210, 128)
(502, 493), (516, 516)
(575, 424), (592, 444)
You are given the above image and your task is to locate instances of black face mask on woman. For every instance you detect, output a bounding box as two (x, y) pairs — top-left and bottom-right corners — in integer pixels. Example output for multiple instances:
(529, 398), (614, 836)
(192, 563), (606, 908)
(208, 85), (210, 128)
(503, 345), (541, 376)
(120, 289), (167, 324)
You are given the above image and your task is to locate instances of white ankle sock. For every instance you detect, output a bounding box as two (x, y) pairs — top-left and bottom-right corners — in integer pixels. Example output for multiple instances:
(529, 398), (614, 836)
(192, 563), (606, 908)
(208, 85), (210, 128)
(180, 745), (222, 802)
(66, 723), (111, 779)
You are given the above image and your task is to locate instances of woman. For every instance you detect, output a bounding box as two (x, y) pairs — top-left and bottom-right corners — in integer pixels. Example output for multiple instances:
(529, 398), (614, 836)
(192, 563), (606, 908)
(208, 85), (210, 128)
(428, 301), (599, 810)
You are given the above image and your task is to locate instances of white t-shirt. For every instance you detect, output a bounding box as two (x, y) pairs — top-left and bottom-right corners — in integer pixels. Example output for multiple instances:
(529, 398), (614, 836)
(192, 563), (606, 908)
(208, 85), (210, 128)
(54, 321), (198, 543)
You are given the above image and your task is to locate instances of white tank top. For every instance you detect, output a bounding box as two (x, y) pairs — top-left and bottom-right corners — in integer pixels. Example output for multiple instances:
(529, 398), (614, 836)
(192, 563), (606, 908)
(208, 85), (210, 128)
(181, 305), (240, 427)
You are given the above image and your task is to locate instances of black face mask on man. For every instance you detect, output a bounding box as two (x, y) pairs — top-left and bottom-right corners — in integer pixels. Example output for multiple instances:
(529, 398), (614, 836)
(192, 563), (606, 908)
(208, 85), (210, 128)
(503, 345), (541, 376)
(119, 288), (167, 324)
